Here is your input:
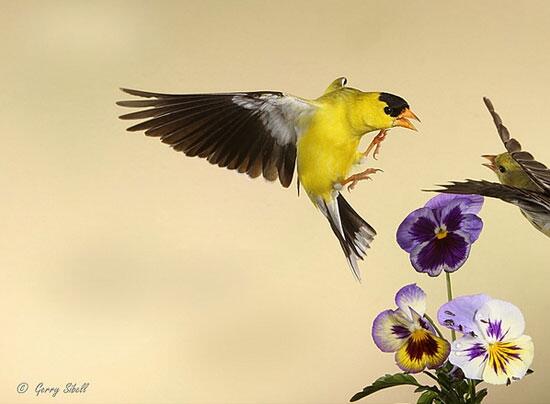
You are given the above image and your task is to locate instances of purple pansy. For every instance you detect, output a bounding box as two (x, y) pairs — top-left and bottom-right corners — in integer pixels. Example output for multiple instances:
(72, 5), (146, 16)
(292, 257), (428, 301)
(396, 194), (484, 276)
(438, 295), (534, 385)
(372, 284), (450, 373)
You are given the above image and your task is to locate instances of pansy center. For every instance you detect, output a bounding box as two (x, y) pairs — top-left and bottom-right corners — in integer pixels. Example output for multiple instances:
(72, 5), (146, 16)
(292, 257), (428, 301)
(434, 225), (448, 239)
(487, 341), (522, 375)
(405, 329), (440, 360)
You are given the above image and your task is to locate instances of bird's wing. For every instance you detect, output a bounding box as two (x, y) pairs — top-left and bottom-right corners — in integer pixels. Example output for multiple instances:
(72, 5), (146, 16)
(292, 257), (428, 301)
(433, 179), (550, 215)
(483, 97), (550, 194)
(117, 88), (316, 188)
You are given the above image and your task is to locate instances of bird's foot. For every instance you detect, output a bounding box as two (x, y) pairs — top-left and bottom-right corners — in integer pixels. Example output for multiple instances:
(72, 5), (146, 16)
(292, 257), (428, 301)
(341, 168), (383, 192)
(362, 129), (388, 160)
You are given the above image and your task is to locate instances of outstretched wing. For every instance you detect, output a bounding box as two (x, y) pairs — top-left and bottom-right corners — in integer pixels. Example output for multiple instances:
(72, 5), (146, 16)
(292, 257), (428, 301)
(117, 88), (316, 188)
(483, 97), (550, 194)
(433, 179), (550, 215)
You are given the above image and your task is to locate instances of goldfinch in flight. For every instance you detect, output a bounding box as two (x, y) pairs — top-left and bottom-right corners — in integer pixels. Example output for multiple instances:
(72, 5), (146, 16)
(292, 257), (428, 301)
(436, 97), (550, 237)
(117, 77), (419, 280)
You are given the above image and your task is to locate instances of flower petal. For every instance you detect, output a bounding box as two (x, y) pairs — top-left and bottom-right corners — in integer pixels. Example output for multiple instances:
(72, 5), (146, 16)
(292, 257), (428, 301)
(396, 207), (437, 253)
(482, 335), (534, 385)
(410, 231), (471, 276)
(372, 309), (411, 352)
(439, 200), (465, 232)
(438, 202), (483, 244)
(459, 214), (483, 243)
(425, 193), (484, 215)
(502, 335), (535, 381)
(395, 329), (450, 373)
(475, 299), (525, 342)
(438, 294), (491, 334)
(449, 335), (488, 380)
(395, 284), (427, 319)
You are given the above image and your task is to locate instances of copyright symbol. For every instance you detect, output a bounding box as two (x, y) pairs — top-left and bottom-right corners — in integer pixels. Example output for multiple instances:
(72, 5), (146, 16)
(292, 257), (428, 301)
(17, 382), (28, 394)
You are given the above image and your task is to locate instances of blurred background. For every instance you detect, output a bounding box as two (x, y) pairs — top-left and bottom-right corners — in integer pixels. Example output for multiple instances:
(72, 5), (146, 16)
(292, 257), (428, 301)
(1, 1), (549, 403)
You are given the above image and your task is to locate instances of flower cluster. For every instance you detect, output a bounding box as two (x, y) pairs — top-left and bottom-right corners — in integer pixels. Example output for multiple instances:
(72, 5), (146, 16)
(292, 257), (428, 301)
(351, 194), (534, 403)
(372, 284), (534, 383)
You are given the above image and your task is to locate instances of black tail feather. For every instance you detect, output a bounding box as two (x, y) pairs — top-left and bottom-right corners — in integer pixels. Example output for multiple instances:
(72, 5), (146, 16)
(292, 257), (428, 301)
(322, 194), (376, 281)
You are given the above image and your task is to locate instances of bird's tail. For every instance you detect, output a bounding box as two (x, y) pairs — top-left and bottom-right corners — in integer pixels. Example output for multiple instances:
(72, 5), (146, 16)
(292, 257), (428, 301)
(319, 194), (376, 282)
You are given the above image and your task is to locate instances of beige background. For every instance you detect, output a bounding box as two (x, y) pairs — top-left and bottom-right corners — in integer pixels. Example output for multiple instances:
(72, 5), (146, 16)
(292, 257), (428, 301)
(2, 1), (549, 403)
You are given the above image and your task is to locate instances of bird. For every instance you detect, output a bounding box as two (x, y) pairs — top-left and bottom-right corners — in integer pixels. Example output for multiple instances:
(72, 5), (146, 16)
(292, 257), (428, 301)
(117, 77), (419, 280)
(434, 97), (550, 237)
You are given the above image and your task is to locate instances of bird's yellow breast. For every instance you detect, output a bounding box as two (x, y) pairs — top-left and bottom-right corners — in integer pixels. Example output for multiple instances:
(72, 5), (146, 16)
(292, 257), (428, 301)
(297, 104), (361, 201)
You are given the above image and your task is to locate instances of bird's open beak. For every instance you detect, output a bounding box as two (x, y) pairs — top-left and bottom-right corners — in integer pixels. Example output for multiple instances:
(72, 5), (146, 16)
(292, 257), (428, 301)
(393, 108), (420, 131)
(481, 154), (498, 172)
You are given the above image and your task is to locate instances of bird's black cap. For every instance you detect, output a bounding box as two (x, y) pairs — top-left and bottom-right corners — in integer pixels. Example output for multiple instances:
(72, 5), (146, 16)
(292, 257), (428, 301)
(379, 93), (409, 117)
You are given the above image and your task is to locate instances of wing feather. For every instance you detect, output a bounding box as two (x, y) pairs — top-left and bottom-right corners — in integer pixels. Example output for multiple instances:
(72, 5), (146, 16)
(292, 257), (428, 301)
(433, 179), (550, 214)
(118, 88), (315, 187)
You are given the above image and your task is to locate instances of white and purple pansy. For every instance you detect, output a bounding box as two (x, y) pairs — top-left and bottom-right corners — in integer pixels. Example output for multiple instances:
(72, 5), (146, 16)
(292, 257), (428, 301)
(396, 194), (484, 276)
(372, 284), (450, 373)
(438, 296), (534, 385)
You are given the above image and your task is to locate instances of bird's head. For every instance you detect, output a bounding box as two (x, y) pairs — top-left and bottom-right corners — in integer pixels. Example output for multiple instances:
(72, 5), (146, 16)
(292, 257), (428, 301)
(359, 92), (420, 133)
(482, 152), (533, 188)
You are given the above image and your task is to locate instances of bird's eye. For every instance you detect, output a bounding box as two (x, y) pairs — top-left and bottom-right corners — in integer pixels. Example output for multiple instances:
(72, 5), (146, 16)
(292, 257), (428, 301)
(499, 165), (506, 173)
(384, 106), (392, 116)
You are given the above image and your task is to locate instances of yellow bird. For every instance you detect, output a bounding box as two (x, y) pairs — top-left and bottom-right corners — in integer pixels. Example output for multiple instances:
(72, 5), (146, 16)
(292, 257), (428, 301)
(117, 77), (419, 280)
(436, 97), (550, 237)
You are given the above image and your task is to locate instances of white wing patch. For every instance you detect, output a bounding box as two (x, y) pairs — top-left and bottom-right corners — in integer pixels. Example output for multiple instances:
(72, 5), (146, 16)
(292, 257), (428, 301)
(232, 93), (315, 146)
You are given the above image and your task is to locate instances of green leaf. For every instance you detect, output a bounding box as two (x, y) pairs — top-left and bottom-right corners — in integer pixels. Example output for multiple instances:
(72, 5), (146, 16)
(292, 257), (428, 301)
(474, 388), (488, 403)
(434, 370), (452, 392)
(350, 373), (420, 402)
(436, 389), (464, 404)
(417, 390), (439, 404)
(453, 380), (470, 397)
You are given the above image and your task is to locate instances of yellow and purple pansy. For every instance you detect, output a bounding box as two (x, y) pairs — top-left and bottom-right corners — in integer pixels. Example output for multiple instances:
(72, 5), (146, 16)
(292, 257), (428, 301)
(396, 194), (484, 276)
(438, 295), (534, 385)
(372, 284), (450, 373)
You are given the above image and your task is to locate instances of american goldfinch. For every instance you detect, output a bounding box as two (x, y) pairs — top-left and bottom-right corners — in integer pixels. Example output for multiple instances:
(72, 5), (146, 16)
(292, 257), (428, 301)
(117, 77), (419, 280)
(436, 97), (550, 237)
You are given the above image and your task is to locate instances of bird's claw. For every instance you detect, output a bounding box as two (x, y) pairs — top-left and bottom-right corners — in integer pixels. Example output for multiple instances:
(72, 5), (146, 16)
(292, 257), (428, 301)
(341, 168), (383, 192)
(363, 129), (388, 161)
(372, 141), (383, 160)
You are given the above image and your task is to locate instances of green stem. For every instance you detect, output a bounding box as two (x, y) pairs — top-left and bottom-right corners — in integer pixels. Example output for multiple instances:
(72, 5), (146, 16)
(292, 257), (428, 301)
(424, 314), (445, 339)
(469, 379), (477, 403)
(445, 272), (456, 342)
(422, 370), (440, 383)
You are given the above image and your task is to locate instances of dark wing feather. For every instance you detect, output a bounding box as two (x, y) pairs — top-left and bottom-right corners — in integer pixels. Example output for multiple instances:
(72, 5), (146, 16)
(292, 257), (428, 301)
(483, 97), (550, 194)
(117, 88), (315, 188)
(433, 179), (550, 215)
(483, 97), (518, 152)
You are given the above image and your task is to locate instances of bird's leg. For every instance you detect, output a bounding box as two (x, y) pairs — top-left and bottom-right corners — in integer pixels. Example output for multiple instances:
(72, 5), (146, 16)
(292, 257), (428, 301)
(340, 168), (383, 192)
(362, 129), (388, 161)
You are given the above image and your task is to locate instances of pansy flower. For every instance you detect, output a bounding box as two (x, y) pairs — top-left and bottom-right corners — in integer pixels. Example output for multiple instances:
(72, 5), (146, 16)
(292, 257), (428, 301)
(372, 284), (450, 373)
(396, 194), (484, 276)
(438, 296), (534, 385)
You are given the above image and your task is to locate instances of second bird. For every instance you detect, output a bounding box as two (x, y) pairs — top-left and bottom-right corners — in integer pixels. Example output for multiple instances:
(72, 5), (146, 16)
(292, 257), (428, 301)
(117, 77), (419, 280)
(436, 98), (550, 237)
